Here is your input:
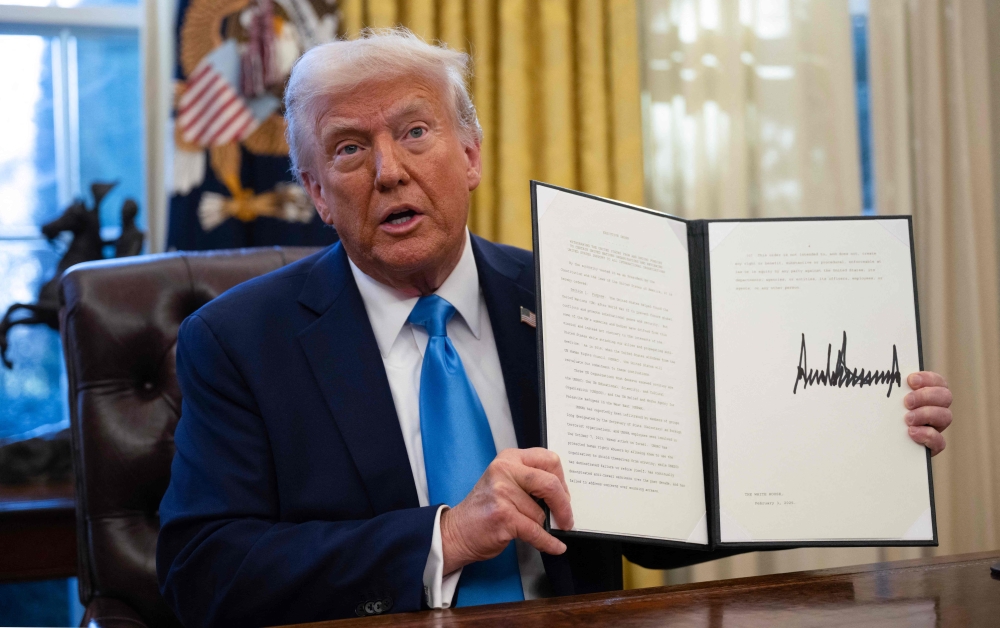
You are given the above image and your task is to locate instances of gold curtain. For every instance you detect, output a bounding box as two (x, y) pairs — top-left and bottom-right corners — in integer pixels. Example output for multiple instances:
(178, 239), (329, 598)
(337, 0), (645, 250)
(868, 0), (1000, 559)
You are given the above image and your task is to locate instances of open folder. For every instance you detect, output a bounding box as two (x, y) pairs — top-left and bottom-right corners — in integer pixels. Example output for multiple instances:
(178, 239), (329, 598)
(531, 181), (937, 550)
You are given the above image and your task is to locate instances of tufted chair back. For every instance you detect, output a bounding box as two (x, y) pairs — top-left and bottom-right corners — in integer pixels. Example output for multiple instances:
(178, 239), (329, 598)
(59, 246), (322, 628)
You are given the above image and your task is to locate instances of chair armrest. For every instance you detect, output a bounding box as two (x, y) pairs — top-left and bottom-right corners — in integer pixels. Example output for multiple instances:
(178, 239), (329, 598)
(81, 597), (149, 628)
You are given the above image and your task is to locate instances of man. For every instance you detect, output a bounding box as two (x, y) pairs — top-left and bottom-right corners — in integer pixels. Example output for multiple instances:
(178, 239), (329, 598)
(157, 29), (954, 627)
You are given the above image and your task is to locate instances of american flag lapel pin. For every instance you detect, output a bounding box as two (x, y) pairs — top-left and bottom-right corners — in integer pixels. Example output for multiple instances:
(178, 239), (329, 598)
(520, 306), (536, 328)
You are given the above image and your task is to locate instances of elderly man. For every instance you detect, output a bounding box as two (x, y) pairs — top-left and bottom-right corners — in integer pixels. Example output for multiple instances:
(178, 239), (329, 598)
(157, 29), (954, 627)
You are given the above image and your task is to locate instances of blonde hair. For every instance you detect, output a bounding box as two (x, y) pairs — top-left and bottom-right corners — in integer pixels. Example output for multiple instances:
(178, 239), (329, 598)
(283, 27), (482, 180)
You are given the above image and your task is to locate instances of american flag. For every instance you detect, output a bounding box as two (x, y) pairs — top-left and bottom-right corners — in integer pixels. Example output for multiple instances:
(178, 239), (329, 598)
(520, 306), (536, 328)
(177, 42), (259, 148)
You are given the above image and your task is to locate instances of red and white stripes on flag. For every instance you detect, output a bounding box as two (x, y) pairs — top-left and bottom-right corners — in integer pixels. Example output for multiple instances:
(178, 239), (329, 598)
(177, 61), (258, 148)
(520, 306), (536, 328)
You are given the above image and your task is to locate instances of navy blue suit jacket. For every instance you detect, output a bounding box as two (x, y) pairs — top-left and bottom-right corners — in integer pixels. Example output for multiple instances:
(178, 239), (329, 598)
(157, 236), (730, 627)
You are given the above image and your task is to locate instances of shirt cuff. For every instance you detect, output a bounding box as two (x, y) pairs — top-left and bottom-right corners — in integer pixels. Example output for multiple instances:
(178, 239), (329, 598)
(423, 505), (462, 609)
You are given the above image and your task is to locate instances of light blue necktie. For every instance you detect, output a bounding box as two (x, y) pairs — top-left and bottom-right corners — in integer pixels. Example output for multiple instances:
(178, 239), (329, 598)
(408, 294), (525, 607)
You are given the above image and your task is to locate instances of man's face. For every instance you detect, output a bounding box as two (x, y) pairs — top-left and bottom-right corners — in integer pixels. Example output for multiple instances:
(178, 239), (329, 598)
(300, 74), (481, 293)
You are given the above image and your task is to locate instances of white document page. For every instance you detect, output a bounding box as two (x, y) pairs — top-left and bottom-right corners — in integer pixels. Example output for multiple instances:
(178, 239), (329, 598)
(709, 219), (933, 543)
(536, 186), (707, 544)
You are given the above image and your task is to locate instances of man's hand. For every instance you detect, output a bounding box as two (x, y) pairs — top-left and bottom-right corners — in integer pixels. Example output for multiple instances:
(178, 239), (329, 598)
(440, 448), (573, 575)
(905, 371), (953, 456)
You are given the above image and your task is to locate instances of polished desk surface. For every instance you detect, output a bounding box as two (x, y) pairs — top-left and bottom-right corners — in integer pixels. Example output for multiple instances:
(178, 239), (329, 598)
(289, 551), (1000, 627)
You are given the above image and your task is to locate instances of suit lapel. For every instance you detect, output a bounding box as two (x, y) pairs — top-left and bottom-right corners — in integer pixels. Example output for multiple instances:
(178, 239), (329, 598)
(297, 244), (420, 514)
(471, 236), (540, 450)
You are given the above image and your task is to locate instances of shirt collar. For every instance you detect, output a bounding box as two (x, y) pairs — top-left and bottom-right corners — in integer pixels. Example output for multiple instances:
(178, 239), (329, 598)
(348, 229), (481, 358)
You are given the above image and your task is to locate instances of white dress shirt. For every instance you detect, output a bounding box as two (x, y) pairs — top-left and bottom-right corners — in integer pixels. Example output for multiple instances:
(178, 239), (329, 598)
(348, 230), (550, 608)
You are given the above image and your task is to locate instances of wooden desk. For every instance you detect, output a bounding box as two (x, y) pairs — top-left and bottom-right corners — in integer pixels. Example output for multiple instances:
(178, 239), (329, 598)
(0, 481), (77, 582)
(293, 551), (1000, 627)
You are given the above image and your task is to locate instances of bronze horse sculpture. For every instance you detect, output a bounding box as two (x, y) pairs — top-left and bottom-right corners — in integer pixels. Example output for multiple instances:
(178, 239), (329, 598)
(0, 182), (143, 369)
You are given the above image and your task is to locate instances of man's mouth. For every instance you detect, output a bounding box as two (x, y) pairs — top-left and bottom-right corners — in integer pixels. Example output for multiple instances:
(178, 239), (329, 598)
(382, 208), (419, 226)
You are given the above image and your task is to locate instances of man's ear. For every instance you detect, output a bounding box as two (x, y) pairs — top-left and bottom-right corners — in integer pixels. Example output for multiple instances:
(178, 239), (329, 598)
(300, 169), (334, 225)
(465, 139), (482, 192)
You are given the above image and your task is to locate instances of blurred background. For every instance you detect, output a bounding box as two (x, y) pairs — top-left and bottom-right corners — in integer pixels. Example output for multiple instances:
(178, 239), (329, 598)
(0, 0), (998, 624)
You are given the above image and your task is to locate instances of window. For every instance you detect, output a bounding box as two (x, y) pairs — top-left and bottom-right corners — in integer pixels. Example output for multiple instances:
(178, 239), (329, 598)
(0, 2), (163, 620)
(0, 0), (149, 442)
(850, 0), (876, 215)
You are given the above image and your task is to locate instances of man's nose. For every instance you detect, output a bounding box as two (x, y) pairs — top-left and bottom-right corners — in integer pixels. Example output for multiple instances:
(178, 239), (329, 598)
(373, 136), (410, 190)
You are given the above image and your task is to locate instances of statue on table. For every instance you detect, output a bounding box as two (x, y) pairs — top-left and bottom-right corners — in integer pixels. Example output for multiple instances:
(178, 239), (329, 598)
(116, 199), (145, 258)
(0, 182), (145, 369)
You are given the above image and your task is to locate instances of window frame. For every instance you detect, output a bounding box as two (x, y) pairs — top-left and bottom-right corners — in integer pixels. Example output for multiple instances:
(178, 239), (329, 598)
(0, 0), (173, 251)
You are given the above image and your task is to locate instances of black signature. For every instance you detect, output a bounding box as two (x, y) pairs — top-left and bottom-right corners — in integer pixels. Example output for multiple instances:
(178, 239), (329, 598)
(793, 332), (902, 398)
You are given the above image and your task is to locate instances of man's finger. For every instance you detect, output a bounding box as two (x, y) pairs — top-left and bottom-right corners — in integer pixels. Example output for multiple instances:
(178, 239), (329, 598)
(905, 406), (953, 431)
(512, 511), (567, 555)
(515, 448), (569, 494)
(506, 485), (547, 527)
(904, 386), (953, 410)
(511, 466), (574, 530)
(908, 425), (946, 456)
(907, 371), (947, 390)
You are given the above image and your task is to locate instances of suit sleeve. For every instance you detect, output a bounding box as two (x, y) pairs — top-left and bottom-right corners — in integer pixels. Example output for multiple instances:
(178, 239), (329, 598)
(156, 314), (438, 627)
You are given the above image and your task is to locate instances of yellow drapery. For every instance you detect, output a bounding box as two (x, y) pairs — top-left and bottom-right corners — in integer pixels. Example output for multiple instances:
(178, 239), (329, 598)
(338, 0), (645, 250)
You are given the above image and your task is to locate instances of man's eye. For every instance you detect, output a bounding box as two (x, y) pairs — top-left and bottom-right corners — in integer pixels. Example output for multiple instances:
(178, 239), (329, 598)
(408, 128), (425, 139)
(342, 144), (359, 155)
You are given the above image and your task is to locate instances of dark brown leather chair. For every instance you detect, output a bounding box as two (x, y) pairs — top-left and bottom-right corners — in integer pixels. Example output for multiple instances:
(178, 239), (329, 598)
(59, 247), (321, 628)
